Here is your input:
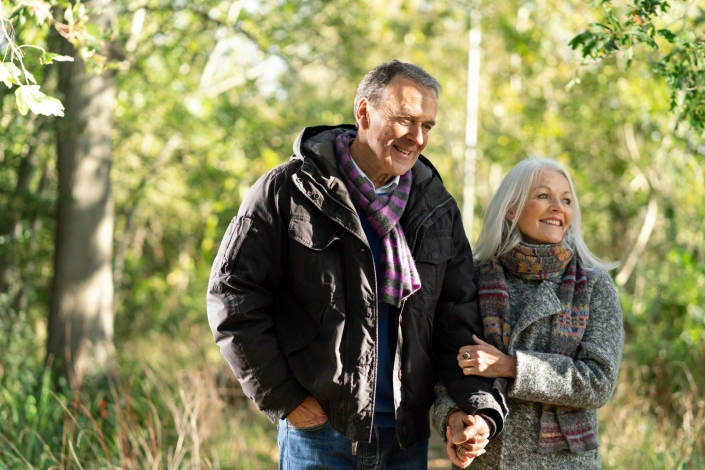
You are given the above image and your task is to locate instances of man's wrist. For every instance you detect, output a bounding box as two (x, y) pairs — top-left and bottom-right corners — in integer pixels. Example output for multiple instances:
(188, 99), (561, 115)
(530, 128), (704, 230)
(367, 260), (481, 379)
(475, 409), (502, 439)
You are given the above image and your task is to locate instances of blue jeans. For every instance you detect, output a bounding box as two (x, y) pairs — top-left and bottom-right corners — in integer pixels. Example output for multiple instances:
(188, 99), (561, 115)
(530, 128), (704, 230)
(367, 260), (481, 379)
(277, 419), (428, 470)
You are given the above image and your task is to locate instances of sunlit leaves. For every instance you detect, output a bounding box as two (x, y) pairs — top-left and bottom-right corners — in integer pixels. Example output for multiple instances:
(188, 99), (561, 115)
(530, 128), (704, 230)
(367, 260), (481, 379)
(39, 52), (74, 64)
(570, 0), (705, 131)
(14, 85), (64, 116)
(0, 61), (21, 87)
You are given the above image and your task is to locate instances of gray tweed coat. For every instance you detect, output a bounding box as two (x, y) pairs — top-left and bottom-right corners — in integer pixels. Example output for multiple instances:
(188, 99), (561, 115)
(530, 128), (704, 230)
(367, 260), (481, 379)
(433, 267), (624, 470)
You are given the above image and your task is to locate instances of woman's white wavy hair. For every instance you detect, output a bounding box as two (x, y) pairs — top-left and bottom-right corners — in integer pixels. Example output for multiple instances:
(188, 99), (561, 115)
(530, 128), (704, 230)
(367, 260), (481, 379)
(474, 156), (618, 271)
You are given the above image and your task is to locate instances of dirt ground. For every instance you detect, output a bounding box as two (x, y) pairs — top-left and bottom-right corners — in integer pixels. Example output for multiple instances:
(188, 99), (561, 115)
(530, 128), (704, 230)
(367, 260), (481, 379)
(428, 426), (450, 469)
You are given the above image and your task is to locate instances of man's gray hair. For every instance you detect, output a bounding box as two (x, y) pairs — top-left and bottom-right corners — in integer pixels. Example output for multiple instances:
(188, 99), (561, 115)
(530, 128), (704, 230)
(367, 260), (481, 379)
(353, 60), (441, 123)
(474, 156), (618, 271)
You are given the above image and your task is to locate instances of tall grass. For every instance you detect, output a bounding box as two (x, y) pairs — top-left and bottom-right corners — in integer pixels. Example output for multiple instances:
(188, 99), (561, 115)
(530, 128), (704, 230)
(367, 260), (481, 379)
(2, 316), (704, 469)
(599, 358), (705, 469)
(0, 330), (278, 469)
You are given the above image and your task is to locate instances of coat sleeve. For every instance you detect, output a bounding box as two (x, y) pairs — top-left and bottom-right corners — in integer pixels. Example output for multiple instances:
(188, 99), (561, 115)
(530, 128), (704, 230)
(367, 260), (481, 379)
(206, 167), (309, 422)
(432, 206), (507, 437)
(508, 270), (624, 408)
(432, 382), (461, 442)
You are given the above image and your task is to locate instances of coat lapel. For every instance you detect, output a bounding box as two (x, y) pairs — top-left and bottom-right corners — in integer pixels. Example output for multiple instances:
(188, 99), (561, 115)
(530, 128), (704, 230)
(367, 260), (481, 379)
(508, 280), (562, 351)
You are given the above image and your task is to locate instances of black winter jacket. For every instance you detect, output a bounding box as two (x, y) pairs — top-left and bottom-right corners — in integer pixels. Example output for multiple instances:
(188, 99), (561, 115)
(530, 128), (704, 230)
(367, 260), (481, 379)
(207, 125), (505, 448)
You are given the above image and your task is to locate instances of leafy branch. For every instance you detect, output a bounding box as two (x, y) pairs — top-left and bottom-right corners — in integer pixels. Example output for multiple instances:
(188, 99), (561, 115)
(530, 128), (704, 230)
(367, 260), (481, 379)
(569, 0), (705, 131)
(0, 0), (112, 117)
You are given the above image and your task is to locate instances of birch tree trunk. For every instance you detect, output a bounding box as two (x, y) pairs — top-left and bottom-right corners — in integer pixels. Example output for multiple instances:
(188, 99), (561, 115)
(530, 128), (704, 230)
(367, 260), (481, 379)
(46, 0), (117, 382)
(462, 7), (481, 239)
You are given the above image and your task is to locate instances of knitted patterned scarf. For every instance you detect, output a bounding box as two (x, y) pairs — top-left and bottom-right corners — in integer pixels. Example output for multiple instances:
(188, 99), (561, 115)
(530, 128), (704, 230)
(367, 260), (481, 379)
(478, 241), (598, 454)
(334, 131), (420, 308)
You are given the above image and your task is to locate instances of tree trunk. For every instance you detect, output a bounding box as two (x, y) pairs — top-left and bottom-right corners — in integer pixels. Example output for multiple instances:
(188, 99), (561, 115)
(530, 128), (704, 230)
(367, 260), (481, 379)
(47, 0), (117, 382)
(462, 6), (481, 240)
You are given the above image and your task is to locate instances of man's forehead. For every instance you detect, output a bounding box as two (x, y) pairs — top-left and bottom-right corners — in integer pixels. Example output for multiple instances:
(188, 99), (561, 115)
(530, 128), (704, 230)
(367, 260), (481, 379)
(378, 81), (437, 115)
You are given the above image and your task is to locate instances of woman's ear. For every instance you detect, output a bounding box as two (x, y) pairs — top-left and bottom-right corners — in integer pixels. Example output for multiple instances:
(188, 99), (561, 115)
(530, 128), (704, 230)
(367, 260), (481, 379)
(506, 210), (515, 221)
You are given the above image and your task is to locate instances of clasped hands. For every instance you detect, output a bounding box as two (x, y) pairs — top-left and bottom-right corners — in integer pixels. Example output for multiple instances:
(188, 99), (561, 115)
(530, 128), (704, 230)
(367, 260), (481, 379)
(446, 334), (517, 467)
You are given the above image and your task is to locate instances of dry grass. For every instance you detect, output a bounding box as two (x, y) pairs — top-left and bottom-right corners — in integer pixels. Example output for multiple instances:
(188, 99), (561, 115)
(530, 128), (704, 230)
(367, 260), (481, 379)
(599, 360), (705, 469)
(4, 325), (702, 469)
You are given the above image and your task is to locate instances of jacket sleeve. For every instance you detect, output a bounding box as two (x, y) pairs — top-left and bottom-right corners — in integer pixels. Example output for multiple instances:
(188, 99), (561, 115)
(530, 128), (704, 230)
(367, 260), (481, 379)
(432, 382), (461, 442)
(433, 206), (507, 437)
(508, 270), (624, 408)
(206, 167), (309, 422)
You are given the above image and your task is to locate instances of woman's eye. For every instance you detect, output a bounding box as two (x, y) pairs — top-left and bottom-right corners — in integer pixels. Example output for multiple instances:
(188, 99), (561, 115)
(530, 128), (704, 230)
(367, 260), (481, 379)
(563, 198), (572, 205)
(538, 194), (548, 199)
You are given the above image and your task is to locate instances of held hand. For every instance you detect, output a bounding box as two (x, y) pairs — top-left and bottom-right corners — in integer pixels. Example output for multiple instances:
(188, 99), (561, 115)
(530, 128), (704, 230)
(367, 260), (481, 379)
(286, 396), (328, 429)
(445, 411), (490, 468)
(457, 334), (517, 378)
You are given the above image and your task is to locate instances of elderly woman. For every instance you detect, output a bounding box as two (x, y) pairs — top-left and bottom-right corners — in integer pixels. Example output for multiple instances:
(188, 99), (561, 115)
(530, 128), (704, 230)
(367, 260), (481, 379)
(435, 157), (624, 469)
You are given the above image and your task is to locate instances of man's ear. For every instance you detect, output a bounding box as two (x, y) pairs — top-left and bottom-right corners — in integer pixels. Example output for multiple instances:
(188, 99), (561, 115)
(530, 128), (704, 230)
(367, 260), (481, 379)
(356, 98), (370, 130)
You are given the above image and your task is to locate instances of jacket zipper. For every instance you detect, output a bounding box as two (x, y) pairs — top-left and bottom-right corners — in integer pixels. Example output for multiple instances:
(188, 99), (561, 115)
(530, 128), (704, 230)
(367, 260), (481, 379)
(298, 170), (454, 449)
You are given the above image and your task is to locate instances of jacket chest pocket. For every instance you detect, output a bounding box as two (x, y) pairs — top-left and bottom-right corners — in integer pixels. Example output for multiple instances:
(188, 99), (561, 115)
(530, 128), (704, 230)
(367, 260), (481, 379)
(410, 232), (456, 315)
(287, 216), (344, 306)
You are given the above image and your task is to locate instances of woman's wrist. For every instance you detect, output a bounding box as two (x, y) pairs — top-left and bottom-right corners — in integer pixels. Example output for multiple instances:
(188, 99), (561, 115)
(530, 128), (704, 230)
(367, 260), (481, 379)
(504, 355), (518, 378)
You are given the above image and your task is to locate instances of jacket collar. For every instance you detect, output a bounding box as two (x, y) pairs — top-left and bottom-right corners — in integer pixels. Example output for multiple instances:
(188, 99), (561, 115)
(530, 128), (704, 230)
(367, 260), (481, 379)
(290, 125), (453, 245)
(291, 125), (443, 201)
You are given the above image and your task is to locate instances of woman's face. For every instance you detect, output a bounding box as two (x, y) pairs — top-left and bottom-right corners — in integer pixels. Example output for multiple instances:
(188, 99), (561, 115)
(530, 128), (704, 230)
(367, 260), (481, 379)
(507, 169), (574, 245)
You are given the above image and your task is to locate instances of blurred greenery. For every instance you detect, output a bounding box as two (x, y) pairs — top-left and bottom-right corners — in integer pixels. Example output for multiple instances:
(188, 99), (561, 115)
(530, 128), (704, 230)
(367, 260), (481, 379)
(1, 0), (704, 468)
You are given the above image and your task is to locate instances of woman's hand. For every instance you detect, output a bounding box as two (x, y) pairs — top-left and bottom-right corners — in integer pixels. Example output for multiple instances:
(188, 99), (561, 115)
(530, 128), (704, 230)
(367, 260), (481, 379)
(458, 334), (518, 379)
(445, 410), (489, 468)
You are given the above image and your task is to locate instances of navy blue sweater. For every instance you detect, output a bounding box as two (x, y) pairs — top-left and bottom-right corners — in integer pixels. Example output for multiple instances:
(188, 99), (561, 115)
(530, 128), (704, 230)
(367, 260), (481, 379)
(357, 209), (396, 428)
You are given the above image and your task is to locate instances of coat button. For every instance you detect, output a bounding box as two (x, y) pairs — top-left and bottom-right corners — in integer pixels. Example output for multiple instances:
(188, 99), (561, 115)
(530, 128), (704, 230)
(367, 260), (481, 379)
(313, 193), (320, 199)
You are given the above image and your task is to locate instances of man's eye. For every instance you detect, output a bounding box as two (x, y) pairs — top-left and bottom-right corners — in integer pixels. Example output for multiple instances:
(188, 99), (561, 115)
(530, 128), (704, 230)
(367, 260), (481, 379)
(423, 124), (433, 132)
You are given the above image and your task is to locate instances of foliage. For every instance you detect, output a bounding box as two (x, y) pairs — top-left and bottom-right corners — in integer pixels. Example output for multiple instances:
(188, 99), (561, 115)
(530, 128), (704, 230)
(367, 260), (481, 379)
(569, 0), (705, 132)
(0, 0), (118, 116)
(1, 0), (77, 116)
(1, 0), (704, 467)
(0, 323), (278, 468)
(599, 358), (705, 469)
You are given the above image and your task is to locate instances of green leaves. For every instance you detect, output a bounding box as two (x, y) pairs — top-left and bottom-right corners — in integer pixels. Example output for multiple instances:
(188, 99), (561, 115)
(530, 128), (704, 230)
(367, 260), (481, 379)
(0, 61), (22, 87)
(39, 52), (74, 65)
(14, 85), (65, 117)
(570, 0), (705, 132)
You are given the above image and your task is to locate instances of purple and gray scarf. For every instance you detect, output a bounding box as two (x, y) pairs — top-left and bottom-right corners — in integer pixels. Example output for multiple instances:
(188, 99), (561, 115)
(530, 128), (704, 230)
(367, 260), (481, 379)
(334, 131), (420, 308)
(478, 241), (598, 453)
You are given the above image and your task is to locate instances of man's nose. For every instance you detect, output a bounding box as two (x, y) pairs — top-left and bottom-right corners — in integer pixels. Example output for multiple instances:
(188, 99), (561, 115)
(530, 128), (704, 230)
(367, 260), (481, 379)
(406, 123), (425, 146)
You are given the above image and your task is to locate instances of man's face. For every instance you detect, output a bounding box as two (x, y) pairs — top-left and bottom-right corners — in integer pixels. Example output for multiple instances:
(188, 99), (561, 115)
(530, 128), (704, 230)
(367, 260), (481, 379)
(356, 77), (438, 178)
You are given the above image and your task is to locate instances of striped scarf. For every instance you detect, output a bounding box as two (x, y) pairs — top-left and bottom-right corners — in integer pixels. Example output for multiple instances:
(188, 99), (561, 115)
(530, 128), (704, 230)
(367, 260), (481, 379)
(334, 131), (420, 308)
(478, 241), (598, 453)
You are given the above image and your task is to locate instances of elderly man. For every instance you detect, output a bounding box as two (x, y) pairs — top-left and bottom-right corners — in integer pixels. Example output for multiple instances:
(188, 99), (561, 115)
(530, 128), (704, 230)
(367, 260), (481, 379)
(207, 60), (505, 469)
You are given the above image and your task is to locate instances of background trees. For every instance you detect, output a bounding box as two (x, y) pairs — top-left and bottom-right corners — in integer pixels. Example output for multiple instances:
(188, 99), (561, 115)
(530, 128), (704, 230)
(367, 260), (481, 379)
(1, 0), (703, 467)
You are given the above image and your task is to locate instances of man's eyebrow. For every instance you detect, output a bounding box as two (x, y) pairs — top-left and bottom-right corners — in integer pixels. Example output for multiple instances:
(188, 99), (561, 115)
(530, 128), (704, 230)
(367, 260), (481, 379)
(394, 107), (436, 125)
